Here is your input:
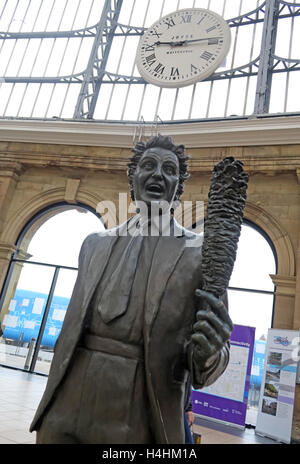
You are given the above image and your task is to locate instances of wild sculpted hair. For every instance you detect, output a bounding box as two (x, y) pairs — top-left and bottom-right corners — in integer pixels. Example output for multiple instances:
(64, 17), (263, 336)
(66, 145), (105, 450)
(128, 134), (190, 202)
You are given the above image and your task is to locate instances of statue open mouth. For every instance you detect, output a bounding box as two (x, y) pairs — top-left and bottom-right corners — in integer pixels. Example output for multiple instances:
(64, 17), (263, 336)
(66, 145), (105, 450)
(146, 183), (164, 195)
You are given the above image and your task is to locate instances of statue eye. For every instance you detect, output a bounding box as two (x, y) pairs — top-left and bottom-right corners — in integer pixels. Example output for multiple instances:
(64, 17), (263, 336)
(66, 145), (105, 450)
(142, 160), (155, 170)
(164, 164), (176, 175)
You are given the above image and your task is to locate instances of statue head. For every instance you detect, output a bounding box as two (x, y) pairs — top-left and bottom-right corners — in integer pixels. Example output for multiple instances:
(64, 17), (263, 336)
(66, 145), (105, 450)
(128, 134), (190, 208)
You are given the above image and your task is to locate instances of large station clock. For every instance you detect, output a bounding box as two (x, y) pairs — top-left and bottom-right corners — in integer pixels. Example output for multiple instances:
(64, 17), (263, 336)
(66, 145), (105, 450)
(135, 8), (231, 88)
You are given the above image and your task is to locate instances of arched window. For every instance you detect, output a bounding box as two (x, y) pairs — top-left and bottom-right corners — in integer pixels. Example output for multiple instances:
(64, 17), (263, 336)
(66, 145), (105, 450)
(228, 220), (277, 425)
(0, 204), (104, 375)
(229, 220), (276, 337)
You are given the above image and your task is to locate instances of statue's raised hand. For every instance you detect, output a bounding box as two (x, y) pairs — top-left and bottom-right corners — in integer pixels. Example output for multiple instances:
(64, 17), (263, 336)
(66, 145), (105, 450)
(191, 289), (233, 368)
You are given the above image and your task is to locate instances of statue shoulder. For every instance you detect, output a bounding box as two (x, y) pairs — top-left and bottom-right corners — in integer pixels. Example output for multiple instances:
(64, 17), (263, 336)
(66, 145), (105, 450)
(81, 228), (115, 247)
(81, 217), (136, 252)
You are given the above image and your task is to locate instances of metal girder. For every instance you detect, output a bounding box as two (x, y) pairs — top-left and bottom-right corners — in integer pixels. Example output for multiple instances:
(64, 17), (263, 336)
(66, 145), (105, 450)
(271, 55), (300, 72)
(7, 52), (300, 87)
(114, 23), (145, 36)
(228, 1), (267, 27)
(73, 0), (123, 119)
(100, 57), (261, 84)
(0, 25), (98, 39)
(208, 57), (261, 81)
(0, 57), (262, 85)
(2, 74), (84, 84)
(0, 22), (145, 40)
(254, 0), (280, 114)
(278, 1), (300, 18)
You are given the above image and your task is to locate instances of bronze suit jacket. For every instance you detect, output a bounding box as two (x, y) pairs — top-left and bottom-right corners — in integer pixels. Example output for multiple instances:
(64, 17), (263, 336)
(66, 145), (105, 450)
(30, 218), (229, 443)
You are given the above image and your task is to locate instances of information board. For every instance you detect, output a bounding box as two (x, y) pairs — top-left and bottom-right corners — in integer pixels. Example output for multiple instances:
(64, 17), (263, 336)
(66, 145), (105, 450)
(255, 328), (299, 444)
(192, 324), (255, 428)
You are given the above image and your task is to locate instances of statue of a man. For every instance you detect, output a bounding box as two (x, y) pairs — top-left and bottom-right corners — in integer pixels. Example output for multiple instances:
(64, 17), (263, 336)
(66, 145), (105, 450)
(30, 135), (233, 444)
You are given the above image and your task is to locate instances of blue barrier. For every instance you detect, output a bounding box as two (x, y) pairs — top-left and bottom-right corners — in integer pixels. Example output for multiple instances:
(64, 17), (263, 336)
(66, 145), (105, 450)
(2, 289), (70, 348)
(250, 339), (266, 386)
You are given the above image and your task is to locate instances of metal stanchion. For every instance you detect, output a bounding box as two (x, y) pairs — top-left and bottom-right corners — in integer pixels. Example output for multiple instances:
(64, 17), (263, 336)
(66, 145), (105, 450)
(24, 338), (36, 370)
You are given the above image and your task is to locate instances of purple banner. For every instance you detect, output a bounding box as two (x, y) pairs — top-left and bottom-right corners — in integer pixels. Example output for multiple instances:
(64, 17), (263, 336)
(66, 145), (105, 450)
(192, 324), (255, 427)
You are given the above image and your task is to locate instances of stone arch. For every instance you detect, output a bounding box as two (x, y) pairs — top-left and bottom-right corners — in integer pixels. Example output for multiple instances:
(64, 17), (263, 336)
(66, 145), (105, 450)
(0, 188), (112, 248)
(175, 199), (295, 278)
(243, 201), (295, 277)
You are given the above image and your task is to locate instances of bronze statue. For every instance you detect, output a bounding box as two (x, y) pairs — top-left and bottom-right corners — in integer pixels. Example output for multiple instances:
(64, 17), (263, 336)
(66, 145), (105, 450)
(30, 135), (236, 444)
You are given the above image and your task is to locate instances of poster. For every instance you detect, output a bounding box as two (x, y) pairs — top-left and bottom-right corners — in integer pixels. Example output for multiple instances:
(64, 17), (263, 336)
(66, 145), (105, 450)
(32, 297), (45, 314)
(255, 328), (299, 444)
(192, 324), (255, 428)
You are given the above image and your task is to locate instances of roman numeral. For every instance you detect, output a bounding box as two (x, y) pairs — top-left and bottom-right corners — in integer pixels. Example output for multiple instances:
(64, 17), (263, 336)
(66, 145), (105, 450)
(170, 67), (179, 76)
(149, 28), (162, 39)
(144, 44), (155, 52)
(180, 14), (192, 23)
(200, 51), (213, 61)
(146, 53), (156, 66)
(191, 64), (198, 73)
(163, 18), (175, 28)
(208, 38), (219, 45)
(197, 17), (205, 25)
(154, 63), (165, 74)
(206, 25), (216, 33)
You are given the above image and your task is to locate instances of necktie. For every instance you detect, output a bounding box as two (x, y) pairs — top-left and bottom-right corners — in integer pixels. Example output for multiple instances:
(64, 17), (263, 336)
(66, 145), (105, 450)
(98, 234), (144, 324)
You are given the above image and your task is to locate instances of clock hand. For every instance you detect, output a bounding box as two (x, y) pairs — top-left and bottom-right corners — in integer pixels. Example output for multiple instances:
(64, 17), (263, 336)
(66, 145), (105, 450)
(154, 40), (185, 46)
(182, 37), (222, 44)
(154, 37), (222, 46)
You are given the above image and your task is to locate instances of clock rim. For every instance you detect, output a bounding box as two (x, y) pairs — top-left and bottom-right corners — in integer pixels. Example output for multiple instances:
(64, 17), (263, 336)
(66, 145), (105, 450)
(135, 7), (231, 89)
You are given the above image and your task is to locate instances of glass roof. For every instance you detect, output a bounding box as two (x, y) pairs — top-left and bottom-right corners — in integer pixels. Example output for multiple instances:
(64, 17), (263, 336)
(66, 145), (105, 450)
(0, 0), (299, 121)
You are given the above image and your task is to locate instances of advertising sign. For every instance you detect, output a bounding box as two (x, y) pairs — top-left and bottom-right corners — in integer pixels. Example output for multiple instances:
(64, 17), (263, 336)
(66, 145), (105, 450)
(255, 328), (299, 444)
(192, 324), (255, 428)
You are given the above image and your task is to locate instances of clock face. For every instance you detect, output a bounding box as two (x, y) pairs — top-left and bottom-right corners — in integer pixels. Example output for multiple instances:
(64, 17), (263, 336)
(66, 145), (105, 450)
(136, 8), (231, 88)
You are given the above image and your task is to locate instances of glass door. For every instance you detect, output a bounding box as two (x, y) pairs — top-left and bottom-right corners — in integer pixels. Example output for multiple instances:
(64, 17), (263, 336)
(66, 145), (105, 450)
(0, 262), (55, 371)
(33, 268), (78, 375)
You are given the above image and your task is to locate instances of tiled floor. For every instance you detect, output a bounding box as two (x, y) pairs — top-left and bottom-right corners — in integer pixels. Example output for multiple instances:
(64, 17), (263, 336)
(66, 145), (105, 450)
(0, 366), (46, 444)
(192, 418), (278, 445)
(0, 365), (278, 445)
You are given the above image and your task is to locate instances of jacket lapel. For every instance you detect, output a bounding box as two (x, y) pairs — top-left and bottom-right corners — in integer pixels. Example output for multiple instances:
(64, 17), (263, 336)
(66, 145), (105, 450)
(81, 217), (138, 310)
(82, 233), (119, 310)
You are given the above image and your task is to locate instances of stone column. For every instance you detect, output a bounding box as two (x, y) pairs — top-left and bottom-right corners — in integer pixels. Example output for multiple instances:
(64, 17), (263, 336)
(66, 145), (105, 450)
(0, 162), (23, 237)
(0, 162), (23, 325)
(0, 242), (15, 335)
(0, 242), (16, 307)
(270, 274), (296, 329)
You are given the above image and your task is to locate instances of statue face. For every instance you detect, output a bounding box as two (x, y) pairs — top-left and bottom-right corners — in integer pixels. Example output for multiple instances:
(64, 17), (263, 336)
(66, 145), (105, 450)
(133, 147), (179, 207)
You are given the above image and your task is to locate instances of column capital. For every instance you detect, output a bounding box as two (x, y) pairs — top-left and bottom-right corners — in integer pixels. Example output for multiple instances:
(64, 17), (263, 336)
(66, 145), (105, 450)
(0, 242), (16, 261)
(14, 248), (32, 261)
(270, 274), (296, 296)
(0, 161), (24, 181)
